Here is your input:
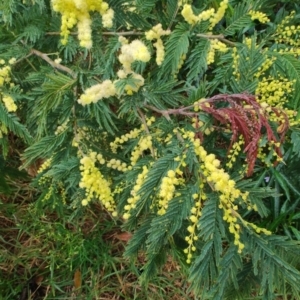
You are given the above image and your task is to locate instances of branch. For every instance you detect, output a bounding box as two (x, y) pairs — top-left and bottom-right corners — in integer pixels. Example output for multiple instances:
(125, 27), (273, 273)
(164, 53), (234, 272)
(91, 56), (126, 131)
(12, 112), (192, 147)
(196, 33), (236, 46)
(145, 105), (196, 118)
(137, 108), (156, 158)
(30, 49), (76, 78)
(46, 31), (144, 36)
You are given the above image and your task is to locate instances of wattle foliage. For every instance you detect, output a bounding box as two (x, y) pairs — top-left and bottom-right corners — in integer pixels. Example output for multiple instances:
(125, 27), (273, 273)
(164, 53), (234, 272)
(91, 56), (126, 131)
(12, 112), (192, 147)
(1, 0), (300, 299)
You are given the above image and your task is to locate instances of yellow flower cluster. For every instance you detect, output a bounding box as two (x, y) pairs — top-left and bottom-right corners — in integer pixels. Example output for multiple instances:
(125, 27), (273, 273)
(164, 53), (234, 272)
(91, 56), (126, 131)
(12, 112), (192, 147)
(118, 37), (151, 72)
(102, 8), (114, 28)
(123, 165), (149, 220)
(257, 140), (282, 167)
(254, 56), (276, 78)
(145, 24), (171, 66)
(106, 158), (128, 172)
(255, 75), (294, 108)
(0, 123), (8, 139)
(0, 57), (16, 114)
(173, 54), (186, 78)
(209, 0), (229, 29)
(72, 127), (85, 147)
(110, 128), (141, 153)
(232, 47), (240, 79)
(226, 136), (244, 169)
(274, 11), (300, 48)
(37, 157), (53, 173)
(157, 169), (182, 215)
(78, 79), (116, 105)
(181, 0), (229, 29)
(117, 37), (151, 95)
(51, 0), (114, 48)
(207, 39), (228, 65)
(42, 185), (54, 202)
(78, 36), (151, 103)
(130, 135), (153, 166)
(79, 151), (116, 215)
(186, 131), (250, 253)
(184, 192), (204, 263)
(249, 10), (270, 24)
(181, 4), (215, 25)
(1, 94), (17, 112)
(244, 221), (272, 235)
(0, 62), (11, 87)
(55, 119), (69, 135)
(124, 73), (145, 95)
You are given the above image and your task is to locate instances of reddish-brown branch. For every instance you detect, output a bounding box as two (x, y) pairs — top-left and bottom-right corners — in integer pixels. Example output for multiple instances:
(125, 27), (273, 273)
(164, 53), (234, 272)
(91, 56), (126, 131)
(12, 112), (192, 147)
(145, 93), (289, 176)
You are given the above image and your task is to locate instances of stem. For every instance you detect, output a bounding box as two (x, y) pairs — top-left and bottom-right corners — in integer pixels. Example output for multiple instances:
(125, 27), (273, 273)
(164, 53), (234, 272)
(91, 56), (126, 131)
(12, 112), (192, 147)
(137, 108), (156, 158)
(30, 49), (76, 78)
(145, 104), (197, 118)
(168, 4), (180, 31)
(196, 33), (236, 46)
(46, 31), (144, 36)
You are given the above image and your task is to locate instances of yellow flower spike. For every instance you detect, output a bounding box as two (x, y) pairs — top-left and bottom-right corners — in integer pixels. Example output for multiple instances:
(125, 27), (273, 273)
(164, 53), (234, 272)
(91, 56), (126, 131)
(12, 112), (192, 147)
(51, 0), (114, 48)
(79, 151), (116, 213)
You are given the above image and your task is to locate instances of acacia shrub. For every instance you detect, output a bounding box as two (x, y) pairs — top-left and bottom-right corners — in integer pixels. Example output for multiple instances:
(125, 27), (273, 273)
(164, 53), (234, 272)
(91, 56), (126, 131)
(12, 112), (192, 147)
(1, 0), (300, 298)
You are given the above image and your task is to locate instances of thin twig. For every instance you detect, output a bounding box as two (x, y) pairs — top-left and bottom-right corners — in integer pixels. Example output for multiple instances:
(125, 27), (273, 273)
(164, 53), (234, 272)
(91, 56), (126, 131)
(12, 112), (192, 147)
(46, 31), (144, 36)
(137, 108), (156, 158)
(30, 49), (76, 78)
(196, 33), (236, 46)
(167, 4), (180, 31)
(145, 104), (196, 118)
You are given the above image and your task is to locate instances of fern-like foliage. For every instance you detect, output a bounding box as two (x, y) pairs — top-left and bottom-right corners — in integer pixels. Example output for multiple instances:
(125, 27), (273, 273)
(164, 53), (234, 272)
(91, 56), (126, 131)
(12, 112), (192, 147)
(1, 0), (300, 299)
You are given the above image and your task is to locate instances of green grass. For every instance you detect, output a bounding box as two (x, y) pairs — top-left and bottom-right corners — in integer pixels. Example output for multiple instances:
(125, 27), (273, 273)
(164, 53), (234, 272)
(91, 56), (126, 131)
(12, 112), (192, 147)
(0, 176), (194, 300)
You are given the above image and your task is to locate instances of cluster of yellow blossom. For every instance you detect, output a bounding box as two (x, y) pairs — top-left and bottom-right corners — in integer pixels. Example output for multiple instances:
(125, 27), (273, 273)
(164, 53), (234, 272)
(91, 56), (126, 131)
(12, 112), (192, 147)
(117, 37), (150, 94)
(226, 136), (244, 169)
(251, 55), (299, 126)
(106, 158), (128, 172)
(0, 63), (11, 87)
(249, 10), (270, 24)
(79, 151), (117, 215)
(181, 4), (215, 25)
(157, 169), (183, 215)
(181, 0), (228, 28)
(42, 185), (54, 202)
(110, 128), (141, 153)
(0, 122), (8, 139)
(274, 11), (300, 48)
(130, 135), (153, 166)
(78, 79), (116, 105)
(125, 73), (145, 95)
(184, 192), (204, 263)
(72, 127), (85, 147)
(78, 37), (150, 103)
(176, 128), (251, 253)
(1, 94), (17, 112)
(244, 221), (272, 235)
(257, 140), (283, 167)
(0, 59), (17, 112)
(145, 24), (171, 65)
(254, 56), (276, 78)
(255, 75), (294, 107)
(51, 0), (114, 48)
(123, 165), (149, 220)
(118, 37), (151, 73)
(207, 39), (228, 65)
(55, 119), (69, 135)
(102, 7), (114, 28)
(37, 157), (53, 173)
(109, 117), (155, 164)
(209, 0), (229, 29)
(232, 47), (240, 79)
(173, 54), (186, 78)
